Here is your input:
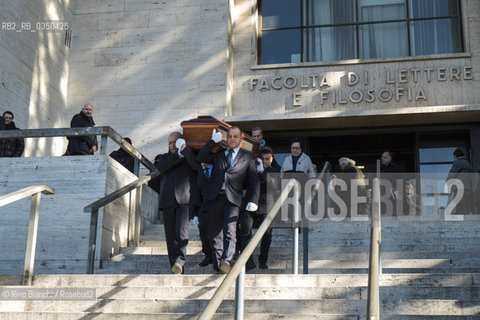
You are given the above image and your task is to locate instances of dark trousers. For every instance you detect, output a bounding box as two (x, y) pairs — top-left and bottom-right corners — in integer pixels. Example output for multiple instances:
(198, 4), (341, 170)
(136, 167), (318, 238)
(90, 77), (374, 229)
(206, 194), (240, 269)
(239, 210), (272, 265)
(197, 203), (212, 259)
(163, 201), (189, 267)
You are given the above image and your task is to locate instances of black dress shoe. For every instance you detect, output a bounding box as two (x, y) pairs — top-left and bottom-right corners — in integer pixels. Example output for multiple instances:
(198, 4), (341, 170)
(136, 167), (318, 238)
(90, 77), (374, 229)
(259, 261), (268, 269)
(246, 260), (256, 272)
(198, 257), (212, 267)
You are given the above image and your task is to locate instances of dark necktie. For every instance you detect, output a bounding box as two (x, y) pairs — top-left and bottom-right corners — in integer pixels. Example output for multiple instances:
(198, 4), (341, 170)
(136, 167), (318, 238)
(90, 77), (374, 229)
(226, 149), (233, 168)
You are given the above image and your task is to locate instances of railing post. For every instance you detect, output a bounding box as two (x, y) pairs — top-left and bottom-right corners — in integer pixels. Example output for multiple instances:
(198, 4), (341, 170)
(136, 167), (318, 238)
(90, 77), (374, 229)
(234, 266), (245, 320)
(128, 190), (136, 246)
(87, 209), (99, 274)
(134, 185), (142, 246)
(367, 175), (381, 319)
(292, 180), (300, 275)
(303, 225), (309, 274)
(100, 135), (108, 155)
(23, 193), (42, 286)
(377, 160), (382, 275)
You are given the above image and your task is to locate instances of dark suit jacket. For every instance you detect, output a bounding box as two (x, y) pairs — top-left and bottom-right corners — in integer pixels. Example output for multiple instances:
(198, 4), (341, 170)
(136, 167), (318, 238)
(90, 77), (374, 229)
(156, 146), (201, 209)
(197, 166), (210, 195)
(197, 139), (260, 207)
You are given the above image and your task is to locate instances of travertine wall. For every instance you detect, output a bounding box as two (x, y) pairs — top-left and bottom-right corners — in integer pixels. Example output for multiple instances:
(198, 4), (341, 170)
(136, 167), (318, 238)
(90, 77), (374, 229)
(227, 0), (480, 125)
(0, 0), (74, 156)
(67, 0), (228, 159)
(0, 156), (158, 274)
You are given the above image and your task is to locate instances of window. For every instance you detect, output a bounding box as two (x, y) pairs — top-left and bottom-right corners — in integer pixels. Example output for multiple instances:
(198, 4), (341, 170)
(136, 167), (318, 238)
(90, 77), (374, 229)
(258, 0), (463, 64)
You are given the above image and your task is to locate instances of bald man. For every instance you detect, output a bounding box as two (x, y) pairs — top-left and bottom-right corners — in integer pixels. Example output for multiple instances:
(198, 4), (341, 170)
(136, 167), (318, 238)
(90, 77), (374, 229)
(155, 132), (201, 274)
(197, 127), (260, 273)
(66, 103), (98, 155)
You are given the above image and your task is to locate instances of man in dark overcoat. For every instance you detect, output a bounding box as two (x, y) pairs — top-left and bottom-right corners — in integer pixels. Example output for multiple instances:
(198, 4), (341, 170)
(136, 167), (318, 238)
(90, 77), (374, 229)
(156, 132), (201, 274)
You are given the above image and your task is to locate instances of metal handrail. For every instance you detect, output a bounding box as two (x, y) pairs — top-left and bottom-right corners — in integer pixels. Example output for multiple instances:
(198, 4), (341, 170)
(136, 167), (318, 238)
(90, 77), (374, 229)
(0, 185), (55, 285)
(367, 160), (382, 319)
(198, 178), (300, 320)
(0, 126), (155, 172)
(83, 170), (160, 274)
(0, 126), (158, 275)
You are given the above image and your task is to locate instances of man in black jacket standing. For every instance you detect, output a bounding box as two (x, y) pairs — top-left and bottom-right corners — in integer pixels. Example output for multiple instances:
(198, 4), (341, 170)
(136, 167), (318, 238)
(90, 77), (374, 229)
(156, 132), (201, 274)
(66, 104), (98, 155)
(0, 111), (24, 157)
(197, 127), (260, 273)
(239, 147), (280, 271)
(447, 148), (474, 215)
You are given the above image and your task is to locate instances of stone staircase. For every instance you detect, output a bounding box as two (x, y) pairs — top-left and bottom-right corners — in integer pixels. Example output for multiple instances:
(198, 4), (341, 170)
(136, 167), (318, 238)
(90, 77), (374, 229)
(1, 215), (480, 319)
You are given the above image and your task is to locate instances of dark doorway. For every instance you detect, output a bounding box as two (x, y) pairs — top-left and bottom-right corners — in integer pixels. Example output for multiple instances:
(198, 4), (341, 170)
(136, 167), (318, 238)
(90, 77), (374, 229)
(307, 133), (415, 173)
(268, 133), (415, 173)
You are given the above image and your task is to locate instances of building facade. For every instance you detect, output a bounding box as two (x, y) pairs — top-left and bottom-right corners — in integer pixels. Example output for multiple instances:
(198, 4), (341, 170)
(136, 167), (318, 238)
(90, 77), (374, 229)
(1, 1), (479, 193)
(228, 0), (480, 173)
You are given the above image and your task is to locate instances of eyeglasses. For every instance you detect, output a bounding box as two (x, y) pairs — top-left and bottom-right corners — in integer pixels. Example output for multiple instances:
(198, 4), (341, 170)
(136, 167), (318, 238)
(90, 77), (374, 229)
(291, 147), (301, 150)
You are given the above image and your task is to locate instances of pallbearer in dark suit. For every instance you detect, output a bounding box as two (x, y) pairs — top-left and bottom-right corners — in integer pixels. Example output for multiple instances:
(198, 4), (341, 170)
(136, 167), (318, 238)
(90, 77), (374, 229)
(195, 155), (214, 267)
(197, 127), (260, 273)
(156, 132), (201, 274)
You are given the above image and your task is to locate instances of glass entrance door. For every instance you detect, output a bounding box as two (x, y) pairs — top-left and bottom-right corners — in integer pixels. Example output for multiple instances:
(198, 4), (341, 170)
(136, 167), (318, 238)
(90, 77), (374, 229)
(417, 133), (470, 216)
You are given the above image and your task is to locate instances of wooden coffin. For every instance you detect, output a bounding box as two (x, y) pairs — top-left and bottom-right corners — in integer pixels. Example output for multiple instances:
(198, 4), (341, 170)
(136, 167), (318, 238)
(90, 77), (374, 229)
(180, 116), (259, 155)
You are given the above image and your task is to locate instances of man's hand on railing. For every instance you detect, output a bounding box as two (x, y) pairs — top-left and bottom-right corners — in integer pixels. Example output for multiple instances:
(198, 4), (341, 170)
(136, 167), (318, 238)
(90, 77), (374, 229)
(91, 145), (97, 153)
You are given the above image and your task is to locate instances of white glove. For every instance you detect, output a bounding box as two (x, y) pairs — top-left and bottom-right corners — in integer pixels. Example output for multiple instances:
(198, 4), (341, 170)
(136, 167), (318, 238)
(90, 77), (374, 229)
(193, 216), (199, 225)
(245, 202), (258, 212)
(256, 158), (264, 173)
(211, 129), (222, 143)
(175, 138), (186, 150)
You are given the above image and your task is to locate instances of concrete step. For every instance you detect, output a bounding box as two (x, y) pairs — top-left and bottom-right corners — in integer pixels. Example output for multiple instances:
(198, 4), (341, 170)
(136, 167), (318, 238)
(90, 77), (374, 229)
(140, 230), (480, 246)
(1, 285), (478, 301)
(2, 298), (480, 316)
(144, 216), (480, 234)
(0, 313), (364, 320)
(2, 274), (479, 317)
(143, 228), (480, 242)
(103, 256), (480, 270)
(122, 244), (480, 256)
(0, 260), (88, 275)
(116, 250), (480, 262)
(2, 273), (479, 288)
(112, 250), (480, 264)
(382, 317), (480, 320)
(0, 285), (364, 300)
(0, 298), (366, 314)
(97, 266), (480, 275)
(0, 274), (370, 287)
(3, 313), (480, 320)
